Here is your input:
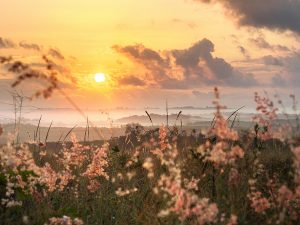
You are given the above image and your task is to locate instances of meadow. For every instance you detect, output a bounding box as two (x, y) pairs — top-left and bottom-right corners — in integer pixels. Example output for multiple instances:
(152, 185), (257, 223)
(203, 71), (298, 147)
(2, 0), (300, 223)
(1, 86), (300, 225)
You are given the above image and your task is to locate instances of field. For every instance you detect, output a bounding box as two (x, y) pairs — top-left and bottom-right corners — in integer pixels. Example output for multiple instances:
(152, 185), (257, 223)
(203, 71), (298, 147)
(1, 0), (300, 224)
(1, 89), (300, 225)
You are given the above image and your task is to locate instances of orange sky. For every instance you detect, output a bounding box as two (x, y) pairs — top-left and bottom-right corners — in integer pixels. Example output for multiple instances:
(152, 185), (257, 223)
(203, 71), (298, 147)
(1, 0), (300, 109)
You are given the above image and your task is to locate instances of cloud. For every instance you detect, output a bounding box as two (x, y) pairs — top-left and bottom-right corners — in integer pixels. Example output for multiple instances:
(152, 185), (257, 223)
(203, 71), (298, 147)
(194, 0), (300, 34)
(118, 76), (146, 86)
(238, 46), (250, 59)
(0, 37), (15, 48)
(172, 38), (257, 87)
(272, 74), (287, 86)
(0, 37), (68, 60)
(240, 51), (300, 87)
(263, 52), (300, 86)
(282, 52), (300, 85)
(249, 36), (290, 52)
(114, 38), (258, 89)
(261, 55), (284, 66)
(112, 44), (164, 67)
(19, 41), (42, 51)
(0, 37), (44, 51)
(48, 48), (65, 60)
(112, 44), (170, 82)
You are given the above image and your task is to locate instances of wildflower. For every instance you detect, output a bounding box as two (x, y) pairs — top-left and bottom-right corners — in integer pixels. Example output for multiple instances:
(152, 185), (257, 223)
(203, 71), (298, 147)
(211, 116), (238, 141)
(211, 87), (238, 141)
(115, 187), (138, 197)
(126, 171), (136, 180)
(83, 144), (109, 179)
(86, 180), (101, 193)
(159, 125), (168, 151)
(253, 92), (278, 140)
(184, 177), (200, 191)
(60, 134), (90, 168)
(6, 200), (22, 207)
(22, 215), (29, 224)
(82, 143), (109, 192)
(227, 146), (244, 164)
(143, 157), (154, 178)
(293, 147), (300, 184)
(207, 142), (227, 165)
(205, 142), (244, 166)
(158, 175), (219, 224)
(277, 185), (293, 204)
(40, 163), (58, 192)
(227, 214), (238, 225)
(249, 191), (270, 213)
(47, 216), (83, 225)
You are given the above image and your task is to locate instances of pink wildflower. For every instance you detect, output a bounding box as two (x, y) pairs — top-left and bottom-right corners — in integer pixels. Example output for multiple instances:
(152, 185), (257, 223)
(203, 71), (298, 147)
(47, 216), (83, 225)
(249, 191), (270, 213)
(83, 143), (109, 192)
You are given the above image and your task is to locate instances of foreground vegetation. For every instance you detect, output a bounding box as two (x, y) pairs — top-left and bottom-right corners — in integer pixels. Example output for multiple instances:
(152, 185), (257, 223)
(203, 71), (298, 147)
(0, 88), (300, 225)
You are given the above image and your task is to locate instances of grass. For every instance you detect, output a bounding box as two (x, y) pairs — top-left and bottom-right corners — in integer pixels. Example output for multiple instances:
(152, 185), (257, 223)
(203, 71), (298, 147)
(1, 122), (299, 225)
(0, 60), (299, 224)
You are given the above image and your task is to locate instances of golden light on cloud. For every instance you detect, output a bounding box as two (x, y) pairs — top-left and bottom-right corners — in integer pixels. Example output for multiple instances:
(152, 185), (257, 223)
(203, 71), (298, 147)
(94, 73), (106, 83)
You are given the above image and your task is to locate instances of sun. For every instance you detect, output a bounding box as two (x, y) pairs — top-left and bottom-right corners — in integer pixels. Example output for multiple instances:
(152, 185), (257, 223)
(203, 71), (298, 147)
(94, 73), (106, 83)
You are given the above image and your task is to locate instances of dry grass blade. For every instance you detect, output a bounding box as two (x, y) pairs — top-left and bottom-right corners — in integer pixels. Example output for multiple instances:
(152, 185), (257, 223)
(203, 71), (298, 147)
(44, 121), (52, 143)
(210, 115), (216, 128)
(226, 106), (245, 121)
(55, 133), (63, 150)
(230, 113), (238, 130)
(84, 117), (88, 143)
(145, 111), (153, 126)
(175, 111), (182, 125)
(166, 100), (169, 127)
(62, 125), (77, 143)
(87, 117), (90, 142)
(180, 119), (183, 131)
(34, 115), (42, 142)
(58, 88), (104, 140)
(125, 134), (130, 145)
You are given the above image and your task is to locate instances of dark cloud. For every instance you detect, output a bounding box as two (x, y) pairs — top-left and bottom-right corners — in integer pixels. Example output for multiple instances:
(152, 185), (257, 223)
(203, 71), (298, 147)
(282, 52), (300, 85)
(194, 0), (300, 34)
(114, 38), (258, 89)
(112, 44), (164, 64)
(118, 76), (146, 86)
(272, 74), (287, 86)
(0, 37), (15, 48)
(249, 36), (290, 52)
(48, 48), (65, 60)
(245, 51), (300, 87)
(171, 38), (257, 87)
(113, 44), (169, 82)
(1, 37), (67, 61)
(19, 42), (41, 51)
(262, 55), (284, 66)
(238, 46), (250, 59)
(160, 78), (190, 89)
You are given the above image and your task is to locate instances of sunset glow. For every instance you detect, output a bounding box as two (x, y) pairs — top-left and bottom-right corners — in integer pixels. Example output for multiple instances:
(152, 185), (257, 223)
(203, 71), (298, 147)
(1, 1), (300, 224)
(0, 0), (299, 109)
(94, 73), (106, 83)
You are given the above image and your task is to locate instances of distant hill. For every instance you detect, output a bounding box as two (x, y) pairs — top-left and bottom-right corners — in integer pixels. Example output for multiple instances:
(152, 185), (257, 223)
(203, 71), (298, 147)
(116, 113), (202, 125)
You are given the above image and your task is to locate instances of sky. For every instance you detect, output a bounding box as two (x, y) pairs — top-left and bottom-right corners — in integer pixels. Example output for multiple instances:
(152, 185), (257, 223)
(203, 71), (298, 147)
(1, 0), (300, 110)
